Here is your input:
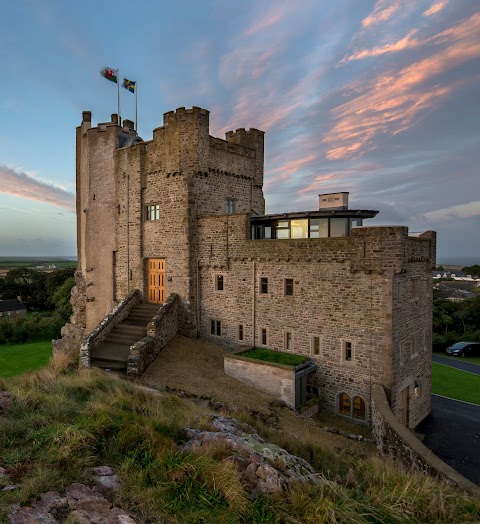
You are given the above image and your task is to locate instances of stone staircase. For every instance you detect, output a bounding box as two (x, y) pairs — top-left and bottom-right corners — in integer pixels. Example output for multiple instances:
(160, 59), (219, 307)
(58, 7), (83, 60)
(90, 302), (160, 373)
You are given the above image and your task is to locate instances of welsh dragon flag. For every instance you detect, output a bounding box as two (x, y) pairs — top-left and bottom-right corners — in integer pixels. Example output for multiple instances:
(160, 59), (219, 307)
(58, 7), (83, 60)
(100, 67), (118, 83)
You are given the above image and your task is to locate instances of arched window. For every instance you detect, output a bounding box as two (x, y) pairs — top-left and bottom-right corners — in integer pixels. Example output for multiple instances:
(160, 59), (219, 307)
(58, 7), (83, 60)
(339, 393), (351, 416)
(353, 396), (366, 420)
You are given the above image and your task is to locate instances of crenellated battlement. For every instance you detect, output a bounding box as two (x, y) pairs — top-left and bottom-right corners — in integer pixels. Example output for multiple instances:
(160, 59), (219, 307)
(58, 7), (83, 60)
(163, 106), (210, 126)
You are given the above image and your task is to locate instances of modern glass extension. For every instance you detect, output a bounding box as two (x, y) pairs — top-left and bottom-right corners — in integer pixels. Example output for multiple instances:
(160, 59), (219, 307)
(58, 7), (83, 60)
(251, 214), (372, 240)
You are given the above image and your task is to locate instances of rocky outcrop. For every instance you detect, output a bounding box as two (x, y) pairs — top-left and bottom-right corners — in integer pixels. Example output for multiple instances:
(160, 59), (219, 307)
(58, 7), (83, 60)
(0, 392), (12, 415)
(181, 415), (321, 494)
(52, 270), (87, 359)
(7, 467), (135, 524)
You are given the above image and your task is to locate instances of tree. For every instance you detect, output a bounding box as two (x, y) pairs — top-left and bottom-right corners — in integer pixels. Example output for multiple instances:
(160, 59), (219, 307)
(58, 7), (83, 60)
(462, 264), (480, 277)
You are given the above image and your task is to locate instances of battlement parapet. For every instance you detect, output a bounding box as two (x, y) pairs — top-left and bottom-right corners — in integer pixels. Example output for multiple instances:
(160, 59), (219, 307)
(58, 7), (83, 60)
(209, 136), (255, 158)
(163, 106), (210, 126)
(225, 127), (265, 152)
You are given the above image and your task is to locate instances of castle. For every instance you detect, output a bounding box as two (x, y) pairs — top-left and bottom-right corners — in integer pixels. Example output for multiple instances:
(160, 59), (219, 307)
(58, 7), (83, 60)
(65, 106), (435, 428)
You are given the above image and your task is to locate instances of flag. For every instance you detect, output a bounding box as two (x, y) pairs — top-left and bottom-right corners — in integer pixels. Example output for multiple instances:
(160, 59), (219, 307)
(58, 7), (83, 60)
(100, 67), (118, 83)
(123, 78), (136, 93)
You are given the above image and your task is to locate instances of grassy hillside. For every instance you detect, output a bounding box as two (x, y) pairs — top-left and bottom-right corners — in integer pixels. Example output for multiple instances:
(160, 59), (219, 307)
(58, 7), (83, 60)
(0, 341), (53, 378)
(0, 360), (479, 523)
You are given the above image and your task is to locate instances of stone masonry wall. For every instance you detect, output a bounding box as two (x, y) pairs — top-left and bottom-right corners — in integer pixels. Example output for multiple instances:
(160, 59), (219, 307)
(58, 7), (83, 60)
(196, 215), (435, 423)
(372, 384), (480, 496)
(224, 354), (295, 407)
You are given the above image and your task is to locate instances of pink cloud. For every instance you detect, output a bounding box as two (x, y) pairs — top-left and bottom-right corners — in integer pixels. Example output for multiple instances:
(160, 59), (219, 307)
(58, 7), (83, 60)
(323, 13), (480, 160)
(424, 1), (448, 17)
(344, 30), (420, 62)
(266, 154), (318, 186)
(0, 165), (75, 212)
(361, 0), (400, 28)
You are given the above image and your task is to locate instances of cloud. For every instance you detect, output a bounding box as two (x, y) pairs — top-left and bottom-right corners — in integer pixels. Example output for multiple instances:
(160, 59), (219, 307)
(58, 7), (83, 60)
(323, 13), (480, 160)
(424, 1), (448, 17)
(343, 30), (420, 62)
(0, 164), (75, 212)
(361, 0), (400, 28)
(423, 201), (480, 222)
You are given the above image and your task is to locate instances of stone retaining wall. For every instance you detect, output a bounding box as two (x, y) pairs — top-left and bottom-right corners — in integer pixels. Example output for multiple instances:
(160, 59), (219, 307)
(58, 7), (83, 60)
(224, 351), (302, 408)
(371, 384), (480, 496)
(79, 289), (141, 368)
(127, 293), (179, 378)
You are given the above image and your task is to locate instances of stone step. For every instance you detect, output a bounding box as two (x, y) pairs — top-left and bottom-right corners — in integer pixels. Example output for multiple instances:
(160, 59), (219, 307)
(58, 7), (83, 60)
(106, 334), (141, 344)
(111, 324), (146, 335)
(90, 342), (131, 362)
(90, 359), (127, 371)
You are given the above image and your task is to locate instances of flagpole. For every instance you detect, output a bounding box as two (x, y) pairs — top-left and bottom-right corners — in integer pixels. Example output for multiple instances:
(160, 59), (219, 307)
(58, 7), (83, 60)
(117, 69), (121, 123)
(135, 81), (138, 132)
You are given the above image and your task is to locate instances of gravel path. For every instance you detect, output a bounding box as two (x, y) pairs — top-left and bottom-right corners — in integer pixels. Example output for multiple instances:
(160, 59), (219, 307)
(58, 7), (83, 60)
(141, 336), (376, 457)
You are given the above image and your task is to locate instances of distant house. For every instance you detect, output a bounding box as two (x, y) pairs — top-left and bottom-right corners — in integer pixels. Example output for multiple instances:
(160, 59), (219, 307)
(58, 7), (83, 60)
(0, 299), (27, 321)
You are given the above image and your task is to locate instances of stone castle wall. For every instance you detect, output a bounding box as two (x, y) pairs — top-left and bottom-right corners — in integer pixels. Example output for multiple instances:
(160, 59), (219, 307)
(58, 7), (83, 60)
(195, 214), (434, 423)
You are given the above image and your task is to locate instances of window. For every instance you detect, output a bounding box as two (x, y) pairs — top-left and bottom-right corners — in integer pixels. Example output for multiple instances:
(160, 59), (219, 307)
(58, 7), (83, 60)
(275, 220), (290, 239)
(412, 277), (419, 299)
(284, 331), (293, 351)
(146, 204), (160, 221)
(353, 396), (366, 419)
(330, 218), (348, 237)
(311, 335), (321, 356)
(225, 198), (235, 214)
(339, 393), (351, 416)
(260, 277), (268, 294)
(238, 324), (244, 342)
(215, 275), (224, 292)
(210, 319), (221, 337)
(339, 393), (366, 420)
(411, 334), (419, 356)
(290, 219), (308, 239)
(309, 218), (328, 238)
(343, 341), (353, 362)
(260, 328), (268, 346)
(284, 278), (294, 296)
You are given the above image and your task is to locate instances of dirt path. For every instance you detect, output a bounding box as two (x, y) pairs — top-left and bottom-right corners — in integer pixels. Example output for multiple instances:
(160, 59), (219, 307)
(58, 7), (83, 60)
(141, 336), (376, 458)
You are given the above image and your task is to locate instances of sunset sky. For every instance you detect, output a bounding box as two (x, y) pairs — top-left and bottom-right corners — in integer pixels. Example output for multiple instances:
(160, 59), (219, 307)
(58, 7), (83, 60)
(0, 0), (479, 262)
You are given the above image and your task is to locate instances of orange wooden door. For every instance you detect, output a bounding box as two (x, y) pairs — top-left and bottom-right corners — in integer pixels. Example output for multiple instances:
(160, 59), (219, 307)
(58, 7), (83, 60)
(147, 258), (166, 304)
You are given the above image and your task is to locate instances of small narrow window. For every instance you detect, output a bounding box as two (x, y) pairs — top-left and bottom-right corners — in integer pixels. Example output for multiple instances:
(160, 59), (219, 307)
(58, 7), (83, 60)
(215, 275), (224, 292)
(238, 324), (244, 341)
(210, 319), (222, 337)
(311, 336), (321, 356)
(146, 204), (160, 221)
(344, 341), (353, 361)
(260, 277), (268, 294)
(284, 331), (293, 351)
(284, 278), (294, 296)
(412, 277), (419, 299)
(225, 198), (235, 214)
(411, 334), (418, 356)
(261, 328), (268, 346)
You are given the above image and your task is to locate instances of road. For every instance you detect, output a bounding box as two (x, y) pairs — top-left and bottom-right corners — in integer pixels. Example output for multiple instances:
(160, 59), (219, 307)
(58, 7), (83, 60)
(432, 354), (480, 375)
(416, 395), (480, 485)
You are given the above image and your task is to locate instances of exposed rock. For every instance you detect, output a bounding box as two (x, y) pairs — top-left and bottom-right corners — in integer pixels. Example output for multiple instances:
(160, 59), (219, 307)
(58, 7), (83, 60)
(89, 466), (120, 492)
(65, 483), (111, 513)
(0, 466), (8, 479)
(182, 415), (321, 494)
(3, 484), (19, 492)
(0, 392), (12, 415)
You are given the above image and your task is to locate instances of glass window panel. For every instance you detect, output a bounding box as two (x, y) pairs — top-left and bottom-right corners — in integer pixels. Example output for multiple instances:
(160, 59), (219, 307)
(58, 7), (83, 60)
(330, 218), (348, 237)
(291, 219), (308, 239)
(310, 218), (328, 238)
(339, 393), (351, 416)
(353, 397), (365, 419)
(351, 218), (363, 228)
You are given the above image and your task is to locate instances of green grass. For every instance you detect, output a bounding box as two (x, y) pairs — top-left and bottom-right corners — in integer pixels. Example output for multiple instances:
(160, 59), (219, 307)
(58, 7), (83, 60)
(0, 341), (52, 377)
(433, 351), (480, 366)
(432, 362), (480, 404)
(0, 365), (478, 523)
(240, 347), (310, 367)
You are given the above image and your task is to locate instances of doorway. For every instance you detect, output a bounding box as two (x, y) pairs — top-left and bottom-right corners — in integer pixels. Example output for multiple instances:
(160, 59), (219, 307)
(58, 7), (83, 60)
(400, 386), (410, 427)
(147, 258), (166, 304)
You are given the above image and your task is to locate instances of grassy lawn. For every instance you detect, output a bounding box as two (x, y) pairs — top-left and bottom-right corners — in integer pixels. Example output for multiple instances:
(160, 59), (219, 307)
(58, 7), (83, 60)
(432, 362), (480, 404)
(0, 341), (52, 377)
(433, 351), (480, 366)
(240, 347), (310, 367)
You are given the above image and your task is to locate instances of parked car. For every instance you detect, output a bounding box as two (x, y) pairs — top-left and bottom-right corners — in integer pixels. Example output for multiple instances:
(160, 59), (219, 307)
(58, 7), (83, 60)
(445, 341), (480, 357)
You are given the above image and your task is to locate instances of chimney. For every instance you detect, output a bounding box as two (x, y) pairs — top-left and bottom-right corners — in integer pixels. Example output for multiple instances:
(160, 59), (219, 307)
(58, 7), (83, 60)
(123, 119), (134, 130)
(319, 192), (349, 210)
(111, 113), (119, 125)
(17, 295), (22, 302)
(82, 111), (92, 123)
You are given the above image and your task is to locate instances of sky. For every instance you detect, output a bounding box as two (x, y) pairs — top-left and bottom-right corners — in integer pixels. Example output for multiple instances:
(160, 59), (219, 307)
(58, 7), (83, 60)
(0, 0), (479, 263)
